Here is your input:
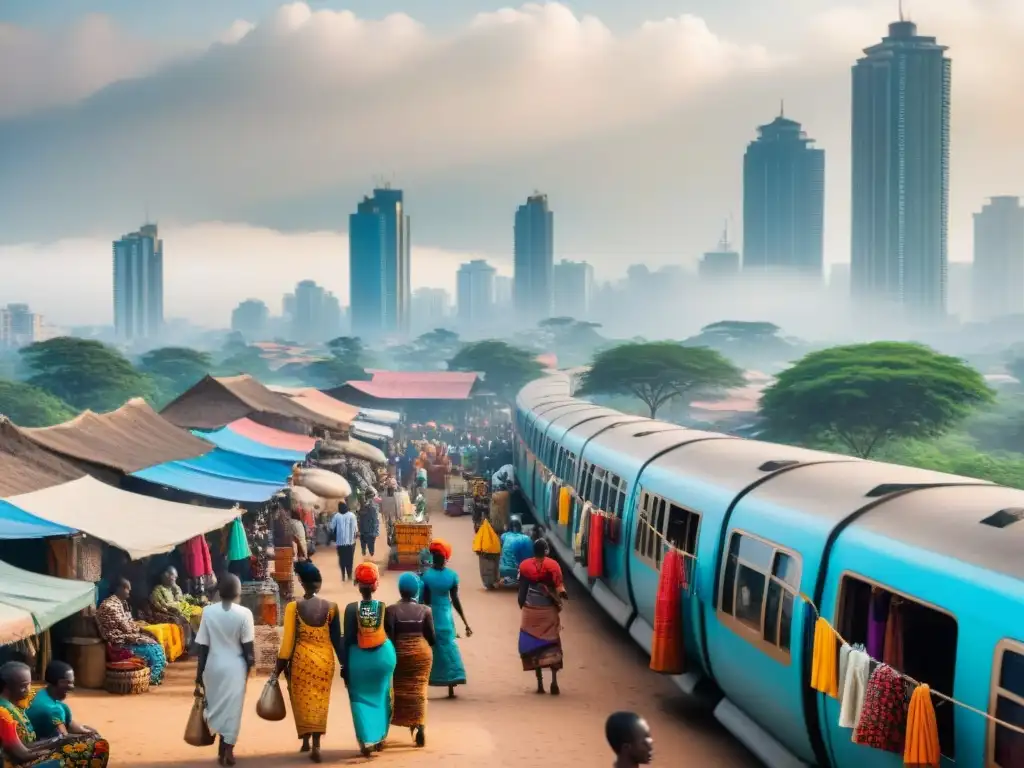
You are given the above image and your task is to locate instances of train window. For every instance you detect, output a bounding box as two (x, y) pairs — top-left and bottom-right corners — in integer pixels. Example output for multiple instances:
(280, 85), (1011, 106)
(990, 641), (1024, 768)
(837, 574), (958, 759)
(634, 490), (700, 569)
(665, 503), (699, 556)
(636, 492), (651, 558)
(719, 531), (800, 662)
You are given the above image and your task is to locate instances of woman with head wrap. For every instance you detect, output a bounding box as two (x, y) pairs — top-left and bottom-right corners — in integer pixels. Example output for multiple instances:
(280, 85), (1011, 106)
(384, 572), (435, 747)
(519, 539), (569, 695)
(342, 562), (398, 757)
(275, 561), (343, 763)
(419, 539), (472, 698)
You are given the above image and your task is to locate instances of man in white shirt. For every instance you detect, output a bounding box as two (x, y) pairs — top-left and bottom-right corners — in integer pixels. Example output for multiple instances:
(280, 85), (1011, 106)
(330, 503), (358, 582)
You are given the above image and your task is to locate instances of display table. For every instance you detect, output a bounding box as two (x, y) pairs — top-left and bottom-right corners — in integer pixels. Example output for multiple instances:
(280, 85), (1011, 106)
(388, 522), (432, 571)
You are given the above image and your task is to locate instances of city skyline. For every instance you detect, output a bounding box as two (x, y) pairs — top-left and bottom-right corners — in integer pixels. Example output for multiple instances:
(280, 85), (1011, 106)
(1, 2), (1022, 321)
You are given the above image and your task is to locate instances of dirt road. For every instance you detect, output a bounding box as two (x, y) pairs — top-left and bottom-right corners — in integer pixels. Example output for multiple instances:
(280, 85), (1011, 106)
(73, 492), (758, 766)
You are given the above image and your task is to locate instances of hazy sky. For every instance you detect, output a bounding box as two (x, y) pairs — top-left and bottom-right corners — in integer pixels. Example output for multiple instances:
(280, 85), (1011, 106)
(1, 0), (1022, 326)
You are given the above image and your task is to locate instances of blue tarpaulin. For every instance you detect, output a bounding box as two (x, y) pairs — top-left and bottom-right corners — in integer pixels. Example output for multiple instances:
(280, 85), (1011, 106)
(130, 463), (285, 503)
(192, 428), (307, 462)
(0, 500), (76, 540)
(175, 449), (293, 484)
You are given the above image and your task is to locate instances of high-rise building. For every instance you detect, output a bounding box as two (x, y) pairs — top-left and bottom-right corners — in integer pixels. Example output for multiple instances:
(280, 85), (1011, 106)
(513, 193), (554, 323)
(231, 299), (269, 341)
(291, 280), (342, 343)
(553, 260), (595, 320)
(742, 110), (825, 276)
(349, 186), (411, 337)
(457, 260), (497, 327)
(494, 276), (513, 310)
(699, 228), (741, 281)
(411, 288), (450, 333)
(113, 223), (164, 341)
(850, 18), (951, 320)
(0, 304), (44, 348)
(946, 261), (973, 323)
(973, 196), (1024, 321)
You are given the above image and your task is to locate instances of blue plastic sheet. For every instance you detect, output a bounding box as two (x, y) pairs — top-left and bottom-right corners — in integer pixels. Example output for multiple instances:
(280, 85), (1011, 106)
(131, 463), (285, 503)
(175, 449), (293, 484)
(0, 500), (76, 540)
(192, 427), (307, 462)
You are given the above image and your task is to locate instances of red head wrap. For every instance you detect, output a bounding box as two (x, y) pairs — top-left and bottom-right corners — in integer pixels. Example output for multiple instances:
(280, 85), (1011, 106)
(428, 539), (453, 560)
(353, 561), (380, 588)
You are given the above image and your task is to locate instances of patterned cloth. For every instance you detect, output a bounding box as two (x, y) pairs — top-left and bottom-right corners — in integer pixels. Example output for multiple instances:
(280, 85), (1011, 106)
(277, 601), (342, 737)
(342, 602), (397, 750)
(95, 595), (170, 683)
(388, 602), (434, 728)
(853, 664), (908, 753)
(0, 695), (109, 767)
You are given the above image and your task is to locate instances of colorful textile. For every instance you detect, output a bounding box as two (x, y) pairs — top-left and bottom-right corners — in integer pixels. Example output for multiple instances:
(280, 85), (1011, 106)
(226, 518), (251, 562)
(343, 603), (397, 749)
(139, 622), (185, 663)
(587, 513), (605, 579)
(810, 617), (839, 698)
(25, 687), (70, 739)
(420, 568), (466, 686)
(180, 536), (213, 579)
(278, 601), (341, 737)
(428, 539), (452, 560)
(498, 531), (532, 578)
(518, 604), (563, 671)
(391, 635), (430, 727)
(853, 664), (908, 753)
(129, 641), (167, 685)
(0, 696), (109, 767)
(649, 548), (685, 674)
(354, 561), (380, 588)
(883, 597), (905, 671)
(904, 684), (941, 767)
(95, 595), (169, 683)
(867, 590), (890, 660)
(557, 486), (571, 526)
(356, 601), (388, 650)
(519, 557), (564, 591)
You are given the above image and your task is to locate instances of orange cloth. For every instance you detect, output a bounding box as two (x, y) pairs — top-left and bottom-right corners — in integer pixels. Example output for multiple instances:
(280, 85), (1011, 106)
(649, 548), (685, 674)
(903, 685), (940, 766)
(354, 561), (380, 587)
(810, 617), (839, 698)
(429, 538), (453, 560)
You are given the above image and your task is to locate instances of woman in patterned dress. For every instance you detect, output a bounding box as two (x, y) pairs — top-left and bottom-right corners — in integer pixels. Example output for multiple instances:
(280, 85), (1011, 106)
(0, 661), (110, 768)
(274, 562), (343, 763)
(95, 578), (168, 685)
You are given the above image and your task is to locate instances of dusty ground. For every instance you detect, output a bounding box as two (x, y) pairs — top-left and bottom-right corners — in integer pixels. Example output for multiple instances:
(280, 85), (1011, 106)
(73, 490), (758, 767)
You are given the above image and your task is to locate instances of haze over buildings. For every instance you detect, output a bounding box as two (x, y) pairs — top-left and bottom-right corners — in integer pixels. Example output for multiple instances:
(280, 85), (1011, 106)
(973, 196), (1024, 322)
(553, 260), (594, 320)
(457, 260), (497, 328)
(513, 193), (554, 325)
(112, 223), (164, 342)
(349, 186), (411, 338)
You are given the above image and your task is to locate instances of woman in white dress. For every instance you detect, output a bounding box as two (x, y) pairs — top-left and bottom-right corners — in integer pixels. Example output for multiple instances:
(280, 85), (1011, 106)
(194, 574), (255, 766)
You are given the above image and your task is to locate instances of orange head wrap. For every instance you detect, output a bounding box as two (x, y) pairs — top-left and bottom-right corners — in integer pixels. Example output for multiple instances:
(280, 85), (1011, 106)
(428, 539), (453, 560)
(353, 561), (380, 588)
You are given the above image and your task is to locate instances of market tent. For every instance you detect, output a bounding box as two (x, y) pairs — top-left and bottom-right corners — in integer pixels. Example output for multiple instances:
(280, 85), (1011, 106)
(0, 500), (76, 540)
(24, 398), (213, 474)
(5, 476), (242, 560)
(357, 407), (401, 426)
(131, 462), (285, 503)
(192, 427), (306, 462)
(174, 449), (293, 484)
(267, 386), (361, 427)
(351, 420), (394, 441)
(161, 375), (348, 431)
(0, 417), (86, 496)
(0, 559), (96, 644)
(226, 418), (317, 453)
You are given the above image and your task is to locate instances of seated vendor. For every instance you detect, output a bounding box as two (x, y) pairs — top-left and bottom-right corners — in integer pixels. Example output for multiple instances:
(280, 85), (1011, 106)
(498, 516), (534, 586)
(26, 662), (98, 741)
(148, 566), (200, 651)
(96, 578), (168, 685)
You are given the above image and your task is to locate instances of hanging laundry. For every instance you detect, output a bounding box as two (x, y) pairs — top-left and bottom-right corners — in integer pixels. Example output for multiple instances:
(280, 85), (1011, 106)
(854, 664), (908, 753)
(903, 684), (940, 767)
(649, 548), (685, 674)
(574, 503), (591, 561)
(558, 486), (571, 526)
(181, 535), (214, 578)
(839, 649), (871, 729)
(548, 481), (560, 521)
(883, 597), (905, 671)
(838, 644), (853, 698)
(587, 513), (605, 579)
(810, 617), (839, 698)
(867, 588), (891, 660)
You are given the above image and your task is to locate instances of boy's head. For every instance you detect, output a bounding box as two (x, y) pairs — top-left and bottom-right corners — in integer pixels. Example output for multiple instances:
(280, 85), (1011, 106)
(605, 711), (653, 764)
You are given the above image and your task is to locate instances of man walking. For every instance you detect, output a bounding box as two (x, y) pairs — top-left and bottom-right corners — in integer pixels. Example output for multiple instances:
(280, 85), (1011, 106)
(330, 503), (358, 582)
(358, 502), (380, 558)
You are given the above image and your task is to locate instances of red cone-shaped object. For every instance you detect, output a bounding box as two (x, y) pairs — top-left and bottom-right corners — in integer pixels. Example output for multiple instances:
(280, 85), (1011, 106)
(650, 548), (685, 674)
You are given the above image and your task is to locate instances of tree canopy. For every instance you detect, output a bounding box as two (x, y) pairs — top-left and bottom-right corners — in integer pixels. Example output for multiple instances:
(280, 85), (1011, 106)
(759, 341), (994, 458)
(20, 337), (157, 412)
(537, 318), (606, 367)
(0, 379), (77, 427)
(391, 329), (462, 371)
(577, 342), (744, 418)
(138, 347), (213, 401)
(295, 336), (371, 388)
(448, 340), (544, 401)
(682, 320), (799, 369)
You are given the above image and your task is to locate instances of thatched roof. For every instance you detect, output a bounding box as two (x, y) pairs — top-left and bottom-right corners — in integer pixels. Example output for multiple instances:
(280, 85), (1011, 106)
(24, 398), (213, 474)
(0, 417), (85, 496)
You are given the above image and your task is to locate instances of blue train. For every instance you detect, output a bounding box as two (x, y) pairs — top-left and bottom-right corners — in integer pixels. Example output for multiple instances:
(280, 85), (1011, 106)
(514, 372), (1024, 768)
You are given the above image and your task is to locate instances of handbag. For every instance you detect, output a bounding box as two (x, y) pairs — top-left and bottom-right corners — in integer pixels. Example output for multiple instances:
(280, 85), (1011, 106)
(184, 694), (215, 746)
(256, 677), (287, 721)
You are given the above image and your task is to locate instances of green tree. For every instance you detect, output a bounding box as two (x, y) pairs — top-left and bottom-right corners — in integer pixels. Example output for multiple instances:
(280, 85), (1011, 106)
(759, 341), (994, 458)
(538, 317), (606, 367)
(682, 320), (799, 369)
(215, 346), (273, 379)
(577, 342), (744, 418)
(295, 336), (372, 388)
(326, 336), (371, 367)
(20, 337), (158, 412)
(448, 340), (544, 401)
(138, 347), (213, 400)
(0, 379), (77, 427)
(391, 329), (462, 371)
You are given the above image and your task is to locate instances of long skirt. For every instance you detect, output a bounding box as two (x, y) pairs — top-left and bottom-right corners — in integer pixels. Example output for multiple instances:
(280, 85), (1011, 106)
(428, 603), (466, 687)
(288, 640), (336, 737)
(347, 641), (397, 749)
(519, 605), (563, 672)
(202, 653), (248, 745)
(478, 553), (499, 589)
(129, 642), (167, 684)
(391, 636), (432, 728)
(28, 735), (110, 767)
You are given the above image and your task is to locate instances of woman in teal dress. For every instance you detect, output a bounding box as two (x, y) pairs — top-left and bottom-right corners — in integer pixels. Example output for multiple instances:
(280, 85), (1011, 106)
(342, 562), (398, 757)
(420, 540), (472, 698)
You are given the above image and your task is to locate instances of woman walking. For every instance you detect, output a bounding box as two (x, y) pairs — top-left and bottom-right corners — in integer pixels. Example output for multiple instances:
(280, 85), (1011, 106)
(420, 539), (472, 698)
(275, 562), (343, 763)
(342, 562), (398, 757)
(385, 573), (435, 747)
(519, 539), (568, 695)
(194, 575), (255, 766)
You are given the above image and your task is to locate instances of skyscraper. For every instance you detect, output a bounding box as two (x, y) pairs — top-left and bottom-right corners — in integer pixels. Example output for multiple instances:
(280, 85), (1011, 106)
(850, 18), (951, 320)
(699, 228), (741, 281)
(494, 276), (513, 310)
(513, 193), (554, 323)
(457, 260), (497, 327)
(231, 299), (269, 341)
(742, 110), (825, 276)
(349, 186), (411, 337)
(411, 288), (450, 333)
(553, 259), (595, 320)
(973, 196), (1024, 321)
(113, 223), (164, 341)
(292, 280), (342, 343)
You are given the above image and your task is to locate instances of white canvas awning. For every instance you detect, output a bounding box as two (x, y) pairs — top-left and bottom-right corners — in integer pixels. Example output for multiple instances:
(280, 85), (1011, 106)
(6, 476), (242, 560)
(351, 420), (394, 441)
(0, 559), (97, 644)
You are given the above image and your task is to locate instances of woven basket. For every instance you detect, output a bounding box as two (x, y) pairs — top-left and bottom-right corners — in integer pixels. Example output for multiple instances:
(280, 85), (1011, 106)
(104, 663), (151, 695)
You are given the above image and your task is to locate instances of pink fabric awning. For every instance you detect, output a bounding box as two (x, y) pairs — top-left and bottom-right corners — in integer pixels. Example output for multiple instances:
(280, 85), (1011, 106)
(226, 419), (317, 452)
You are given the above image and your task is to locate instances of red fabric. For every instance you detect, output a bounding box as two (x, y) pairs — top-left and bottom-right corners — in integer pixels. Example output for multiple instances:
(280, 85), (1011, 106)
(520, 557), (564, 590)
(649, 548), (685, 674)
(854, 664), (908, 753)
(180, 535), (213, 578)
(587, 514), (605, 579)
(106, 645), (132, 662)
(0, 714), (17, 747)
(429, 539), (453, 560)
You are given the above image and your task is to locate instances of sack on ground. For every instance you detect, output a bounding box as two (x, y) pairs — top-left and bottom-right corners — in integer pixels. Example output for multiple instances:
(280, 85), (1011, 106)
(184, 695), (216, 747)
(256, 677), (287, 721)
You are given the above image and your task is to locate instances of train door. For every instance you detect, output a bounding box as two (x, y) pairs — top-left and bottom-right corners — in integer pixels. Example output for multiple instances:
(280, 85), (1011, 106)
(987, 640), (1024, 768)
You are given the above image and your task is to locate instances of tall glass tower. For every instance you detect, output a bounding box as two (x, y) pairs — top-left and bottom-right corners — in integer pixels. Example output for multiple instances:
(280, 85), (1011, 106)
(349, 186), (411, 337)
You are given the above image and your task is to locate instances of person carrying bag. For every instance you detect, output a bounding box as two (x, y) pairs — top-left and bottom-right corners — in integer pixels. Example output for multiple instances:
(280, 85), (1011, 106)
(255, 677), (287, 721)
(184, 687), (216, 746)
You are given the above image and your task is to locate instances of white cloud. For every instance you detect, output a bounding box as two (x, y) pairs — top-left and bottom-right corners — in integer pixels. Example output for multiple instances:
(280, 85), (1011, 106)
(0, 222), (494, 327)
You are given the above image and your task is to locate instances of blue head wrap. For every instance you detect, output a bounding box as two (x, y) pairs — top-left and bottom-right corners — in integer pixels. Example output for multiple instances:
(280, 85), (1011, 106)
(398, 572), (420, 598)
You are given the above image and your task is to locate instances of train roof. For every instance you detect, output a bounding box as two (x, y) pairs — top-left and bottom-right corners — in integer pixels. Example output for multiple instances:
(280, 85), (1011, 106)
(588, 420), (729, 463)
(561, 414), (648, 443)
